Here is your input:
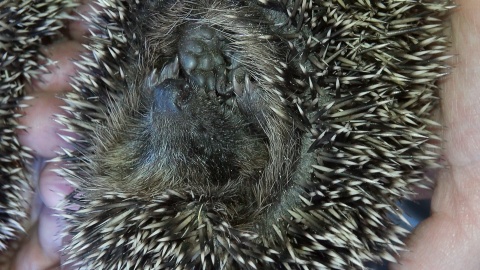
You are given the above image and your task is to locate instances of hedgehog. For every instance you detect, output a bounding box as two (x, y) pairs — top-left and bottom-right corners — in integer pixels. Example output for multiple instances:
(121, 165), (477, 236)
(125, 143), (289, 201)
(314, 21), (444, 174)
(0, 0), (452, 269)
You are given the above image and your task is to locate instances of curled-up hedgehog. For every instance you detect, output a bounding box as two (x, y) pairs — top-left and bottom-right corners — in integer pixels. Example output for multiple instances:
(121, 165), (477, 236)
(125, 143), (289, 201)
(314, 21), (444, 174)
(0, 0), (453, 269)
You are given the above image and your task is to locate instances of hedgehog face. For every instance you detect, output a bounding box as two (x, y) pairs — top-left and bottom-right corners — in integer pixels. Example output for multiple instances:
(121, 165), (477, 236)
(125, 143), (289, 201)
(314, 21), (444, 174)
(147, 78), (244, 183)
(92, 71), (271, 194)
(144, 76), (270, 187)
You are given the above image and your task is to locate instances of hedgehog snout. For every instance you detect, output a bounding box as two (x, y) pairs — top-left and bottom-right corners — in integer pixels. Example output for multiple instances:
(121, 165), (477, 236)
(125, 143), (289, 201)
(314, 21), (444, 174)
(152, 79), (192, 113)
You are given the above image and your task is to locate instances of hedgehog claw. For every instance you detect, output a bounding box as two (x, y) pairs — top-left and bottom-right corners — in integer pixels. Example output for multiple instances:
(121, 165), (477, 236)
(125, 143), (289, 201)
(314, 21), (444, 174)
(233, 75), (243, 96)
(159, 56), (180, 82)
(244, 74), (252, 93)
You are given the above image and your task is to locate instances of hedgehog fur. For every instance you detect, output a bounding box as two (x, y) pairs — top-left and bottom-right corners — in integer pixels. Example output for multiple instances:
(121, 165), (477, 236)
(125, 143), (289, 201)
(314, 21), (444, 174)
(1, 0), (452, 269)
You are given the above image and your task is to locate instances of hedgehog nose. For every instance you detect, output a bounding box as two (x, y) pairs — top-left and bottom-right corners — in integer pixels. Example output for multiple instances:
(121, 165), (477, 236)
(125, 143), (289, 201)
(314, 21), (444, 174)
(153, 79), (192, 113)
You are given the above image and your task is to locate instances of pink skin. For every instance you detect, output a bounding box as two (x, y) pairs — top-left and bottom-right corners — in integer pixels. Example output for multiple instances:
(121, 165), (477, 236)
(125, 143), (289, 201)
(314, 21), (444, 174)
(9, 0), (480, 269)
